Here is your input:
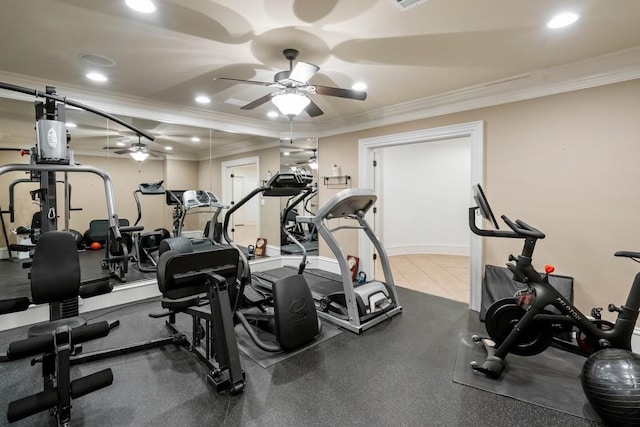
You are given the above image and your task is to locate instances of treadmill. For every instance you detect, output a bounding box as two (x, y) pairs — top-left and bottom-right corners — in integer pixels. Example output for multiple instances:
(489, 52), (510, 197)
(254, 188), (402, 334)
(165, 189), (228, 252)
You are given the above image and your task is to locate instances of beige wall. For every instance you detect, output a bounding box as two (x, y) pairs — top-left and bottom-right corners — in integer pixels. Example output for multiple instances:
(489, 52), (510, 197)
(319, 78), (640, 322)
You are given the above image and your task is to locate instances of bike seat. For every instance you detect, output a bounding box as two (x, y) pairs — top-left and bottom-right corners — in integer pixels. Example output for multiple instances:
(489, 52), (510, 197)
(614, 251), (640, 259)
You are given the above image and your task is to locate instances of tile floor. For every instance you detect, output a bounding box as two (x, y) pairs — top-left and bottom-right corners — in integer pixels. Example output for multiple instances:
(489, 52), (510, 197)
(376, 254), (470, 304)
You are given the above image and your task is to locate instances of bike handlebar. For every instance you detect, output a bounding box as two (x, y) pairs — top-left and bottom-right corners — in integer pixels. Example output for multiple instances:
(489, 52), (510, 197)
(468, 207), (545, 240)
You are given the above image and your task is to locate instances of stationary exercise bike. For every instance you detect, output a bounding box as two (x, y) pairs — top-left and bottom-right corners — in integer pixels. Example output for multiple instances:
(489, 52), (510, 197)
(468, 184), (640, 378)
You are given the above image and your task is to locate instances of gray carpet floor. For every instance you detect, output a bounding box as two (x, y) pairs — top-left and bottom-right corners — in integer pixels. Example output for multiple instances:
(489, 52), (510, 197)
(0, 288), (602, 426)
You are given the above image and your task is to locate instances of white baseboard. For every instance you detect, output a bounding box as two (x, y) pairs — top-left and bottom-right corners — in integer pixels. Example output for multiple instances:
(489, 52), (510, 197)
(0, 247), (9, 260)
(386, 244), (470, 257)
(633, 328), (640, 353)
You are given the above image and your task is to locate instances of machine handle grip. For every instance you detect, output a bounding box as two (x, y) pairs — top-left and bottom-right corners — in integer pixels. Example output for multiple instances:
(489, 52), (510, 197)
(468, 208), (522, 239)
(501, 215), (545, 239)
(119, 225), (144, 233)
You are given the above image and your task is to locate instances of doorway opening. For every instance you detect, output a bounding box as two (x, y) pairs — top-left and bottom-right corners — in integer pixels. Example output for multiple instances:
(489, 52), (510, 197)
(222, 157), (260, 248)
(359, 121), (484, 311)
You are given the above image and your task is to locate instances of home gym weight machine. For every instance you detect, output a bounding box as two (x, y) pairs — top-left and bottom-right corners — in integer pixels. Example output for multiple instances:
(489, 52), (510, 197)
(0, 82), (245, 398)
(468, 184), (640, 378)
(2, 173), (82, 257)
(0, 82), (156, 425)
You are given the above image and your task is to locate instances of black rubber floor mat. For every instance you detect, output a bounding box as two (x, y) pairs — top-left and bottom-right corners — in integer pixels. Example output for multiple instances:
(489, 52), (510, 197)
(453, 333), (601, 423)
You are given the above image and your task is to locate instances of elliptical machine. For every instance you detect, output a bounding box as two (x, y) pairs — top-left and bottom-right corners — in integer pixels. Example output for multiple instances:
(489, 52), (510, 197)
(468, 184), (640, 378)
(223, 171), (321, 352)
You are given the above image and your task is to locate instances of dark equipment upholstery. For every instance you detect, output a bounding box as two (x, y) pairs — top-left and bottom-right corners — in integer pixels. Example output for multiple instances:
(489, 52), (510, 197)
(30, 231), (81, 304)
(0, 231), (114, 426)
(153, 247), (245, 394)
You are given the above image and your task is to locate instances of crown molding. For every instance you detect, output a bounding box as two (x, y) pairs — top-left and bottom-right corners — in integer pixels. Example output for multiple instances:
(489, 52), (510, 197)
(314, 46), (640, 136)
(0, 70), (286, 138)
(1, 45), (639, 143)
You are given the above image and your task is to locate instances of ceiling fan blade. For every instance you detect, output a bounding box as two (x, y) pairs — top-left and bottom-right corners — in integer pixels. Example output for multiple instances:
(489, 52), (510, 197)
(114, 149), (133, 155)
(148, 149), (170, 156)
(313, 85), (367, 100)
(305, 98), (324, 117)
(214, 77), (273, 86)
(289, 61), (319, 83)
(241, 93), (274, 110)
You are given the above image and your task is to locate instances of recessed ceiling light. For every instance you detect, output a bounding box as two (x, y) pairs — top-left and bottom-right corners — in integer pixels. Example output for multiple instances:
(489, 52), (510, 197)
(195, 95), (211, 104)
(547, 12), (579, 29)
(116, 142), (127, 147)
(125, 0), (156, 13)
(352, 82), (367, 91)
(86, 72), (108, 82)
(267, 111), (279, 118)
(165, 146), (173, 150)
(283, 152), (290, 156)
(65, 122), (77, 128)
(191, 137), (200, 142)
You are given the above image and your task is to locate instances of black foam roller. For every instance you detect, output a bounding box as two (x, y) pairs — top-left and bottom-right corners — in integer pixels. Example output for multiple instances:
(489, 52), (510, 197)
(7, 334), (53, 360)
(0, 297), (30, 315)
(79, 279), (113, 299)
(70, 368), (114, 399)
(71, 321), (110, 344)
(7, 389), (57, 422)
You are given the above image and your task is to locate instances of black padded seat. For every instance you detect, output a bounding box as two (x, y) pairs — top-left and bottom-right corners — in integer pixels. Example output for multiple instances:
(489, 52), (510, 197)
(27, 231), (87, 337)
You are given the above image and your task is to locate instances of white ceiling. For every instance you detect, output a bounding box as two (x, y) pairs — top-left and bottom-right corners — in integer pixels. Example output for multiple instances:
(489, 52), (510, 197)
(0, 0), (639, 157)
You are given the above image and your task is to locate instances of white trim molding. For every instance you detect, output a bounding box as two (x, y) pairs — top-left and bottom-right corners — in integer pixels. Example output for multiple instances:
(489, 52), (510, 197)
(359, 121), (484, 311)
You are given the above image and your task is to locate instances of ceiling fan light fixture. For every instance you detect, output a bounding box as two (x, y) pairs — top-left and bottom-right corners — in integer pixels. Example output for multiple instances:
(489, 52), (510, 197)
(125, 0), (156, 13)
(352, 82), (367, 91)
(130, 151), (149, 161)
(272, 92), (310, 117)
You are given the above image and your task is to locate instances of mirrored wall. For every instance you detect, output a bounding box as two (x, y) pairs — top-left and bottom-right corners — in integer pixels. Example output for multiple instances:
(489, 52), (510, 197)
(0, 95), (317, 290)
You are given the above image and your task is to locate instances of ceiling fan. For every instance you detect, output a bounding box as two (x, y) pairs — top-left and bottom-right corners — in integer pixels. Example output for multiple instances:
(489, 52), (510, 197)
(214, 49), (367, 117)
(103, 138), (167, 161)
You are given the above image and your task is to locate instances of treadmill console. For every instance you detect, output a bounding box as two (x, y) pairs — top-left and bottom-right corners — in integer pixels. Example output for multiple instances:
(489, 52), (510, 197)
(266, 171), (312, 188)
(138, 180), (165, 195)
(182, 190), (220, 208)
(264, 171), (313, 197)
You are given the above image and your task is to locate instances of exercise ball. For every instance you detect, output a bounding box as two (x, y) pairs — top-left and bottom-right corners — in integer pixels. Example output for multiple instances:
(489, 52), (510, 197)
(90, 241), (102, 250)
(68, 229), (84, 250)
(581, 348), (640, 426)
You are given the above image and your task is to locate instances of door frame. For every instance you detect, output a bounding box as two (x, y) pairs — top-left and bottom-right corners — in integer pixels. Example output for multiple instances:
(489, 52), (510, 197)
(221, 156), (261, 238)
(358, 121), (484, 311)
